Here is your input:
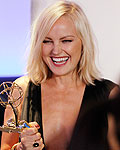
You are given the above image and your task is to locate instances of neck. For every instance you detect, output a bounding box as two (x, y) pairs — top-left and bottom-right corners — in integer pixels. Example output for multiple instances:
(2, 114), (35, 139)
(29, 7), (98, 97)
(46, 72), (83, 90)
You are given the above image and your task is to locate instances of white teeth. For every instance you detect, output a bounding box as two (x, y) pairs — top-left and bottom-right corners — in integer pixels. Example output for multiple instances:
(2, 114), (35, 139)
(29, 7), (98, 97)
(52, 57), (69, 62)
(54, 61), (66, 65)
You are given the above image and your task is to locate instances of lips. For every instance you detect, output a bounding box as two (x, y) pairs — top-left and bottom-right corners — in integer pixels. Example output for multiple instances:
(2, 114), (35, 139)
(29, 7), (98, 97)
(51, 57), (69, 65)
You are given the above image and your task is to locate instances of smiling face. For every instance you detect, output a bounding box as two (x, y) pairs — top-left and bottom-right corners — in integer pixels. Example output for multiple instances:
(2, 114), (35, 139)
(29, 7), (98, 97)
(42, 15), (82, 77)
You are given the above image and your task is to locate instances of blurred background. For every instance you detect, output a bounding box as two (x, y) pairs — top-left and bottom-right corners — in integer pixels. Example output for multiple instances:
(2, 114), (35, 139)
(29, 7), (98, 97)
(0, 0), (120, 83)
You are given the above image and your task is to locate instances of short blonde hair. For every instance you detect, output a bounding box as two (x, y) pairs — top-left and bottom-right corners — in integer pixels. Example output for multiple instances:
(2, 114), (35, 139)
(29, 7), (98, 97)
(27, 0), (100, 85)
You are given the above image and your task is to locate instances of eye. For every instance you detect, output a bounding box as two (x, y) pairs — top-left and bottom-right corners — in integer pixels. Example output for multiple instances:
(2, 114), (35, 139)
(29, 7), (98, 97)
(62, 40), (73, 43)
(43, 40), (53, 44)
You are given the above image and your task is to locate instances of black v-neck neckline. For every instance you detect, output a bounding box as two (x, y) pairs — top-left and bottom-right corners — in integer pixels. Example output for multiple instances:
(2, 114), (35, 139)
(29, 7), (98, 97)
(40, 84), (89, 149)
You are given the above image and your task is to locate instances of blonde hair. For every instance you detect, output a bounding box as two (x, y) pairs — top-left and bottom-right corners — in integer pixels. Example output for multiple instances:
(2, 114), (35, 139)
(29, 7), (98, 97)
(27, 0), (100, 85)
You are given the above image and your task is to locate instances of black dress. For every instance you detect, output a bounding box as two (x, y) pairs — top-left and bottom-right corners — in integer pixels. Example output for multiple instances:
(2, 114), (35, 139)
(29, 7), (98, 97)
(21, 79), (116, 150)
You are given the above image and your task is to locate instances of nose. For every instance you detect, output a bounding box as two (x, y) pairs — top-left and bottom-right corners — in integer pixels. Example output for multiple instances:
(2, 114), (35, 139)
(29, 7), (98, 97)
(51, 42), (62, 55)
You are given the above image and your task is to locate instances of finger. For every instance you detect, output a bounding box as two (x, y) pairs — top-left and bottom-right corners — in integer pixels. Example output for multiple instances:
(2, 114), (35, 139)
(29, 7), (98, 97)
(29, 122), (40, 129)
(34, 132), (42, 141)
(33, 144), (44, 150)
(21, 136), (44, 150)
(21, 132), (41, 144)
(16, 142), (24, 150)
(21, 127), (38, 136)
(33, 138), (44, 150)
(35, 137), (43, 145)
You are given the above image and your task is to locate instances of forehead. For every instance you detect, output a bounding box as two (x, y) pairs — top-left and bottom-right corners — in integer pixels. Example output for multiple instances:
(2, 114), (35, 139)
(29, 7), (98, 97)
(47, 15), (78, 37)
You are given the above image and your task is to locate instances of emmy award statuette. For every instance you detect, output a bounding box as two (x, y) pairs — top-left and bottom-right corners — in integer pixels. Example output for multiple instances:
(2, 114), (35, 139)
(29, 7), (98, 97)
(0, 81), (30, 133)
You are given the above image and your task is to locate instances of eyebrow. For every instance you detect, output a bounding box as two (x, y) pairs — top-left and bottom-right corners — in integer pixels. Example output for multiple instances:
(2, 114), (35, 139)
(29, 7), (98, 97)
(45, 35), (75, 40)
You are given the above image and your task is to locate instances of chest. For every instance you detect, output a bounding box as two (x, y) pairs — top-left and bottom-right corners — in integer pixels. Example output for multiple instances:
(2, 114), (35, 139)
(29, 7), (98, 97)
(41, 87), (85, 149)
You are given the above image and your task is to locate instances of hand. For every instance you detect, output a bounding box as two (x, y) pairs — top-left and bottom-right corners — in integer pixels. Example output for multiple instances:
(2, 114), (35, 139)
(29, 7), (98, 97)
(18, 122), (44, 150)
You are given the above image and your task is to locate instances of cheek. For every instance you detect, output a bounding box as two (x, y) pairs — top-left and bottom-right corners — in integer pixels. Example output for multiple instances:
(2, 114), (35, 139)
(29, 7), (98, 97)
(71, 49), (82, 67)
(41, 47), (48, 63)
(42, 47), (51, 64)
(42, 46), (50, 57)
(42, 50), (46, 57)
(70, 44), (82, 58)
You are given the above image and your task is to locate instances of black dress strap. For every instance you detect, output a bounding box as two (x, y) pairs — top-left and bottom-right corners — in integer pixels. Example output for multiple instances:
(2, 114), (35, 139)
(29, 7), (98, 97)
(21, 81), (46, 149)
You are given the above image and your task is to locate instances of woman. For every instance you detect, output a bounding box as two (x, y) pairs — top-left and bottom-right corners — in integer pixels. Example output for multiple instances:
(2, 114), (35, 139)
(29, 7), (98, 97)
(1, 1), (119, 150)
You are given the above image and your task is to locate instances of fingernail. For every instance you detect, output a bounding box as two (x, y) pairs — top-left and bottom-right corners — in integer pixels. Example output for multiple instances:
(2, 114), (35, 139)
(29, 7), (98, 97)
(35, 124), (40, 128)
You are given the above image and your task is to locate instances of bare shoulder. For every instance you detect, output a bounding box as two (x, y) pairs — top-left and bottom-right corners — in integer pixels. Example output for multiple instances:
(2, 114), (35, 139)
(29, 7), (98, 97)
(14, 76), (29, 93)
(109, 85), (120, 99)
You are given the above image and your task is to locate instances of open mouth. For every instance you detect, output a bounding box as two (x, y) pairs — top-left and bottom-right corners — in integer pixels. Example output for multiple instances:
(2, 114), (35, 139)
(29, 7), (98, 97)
(51, 57), (69, 65)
